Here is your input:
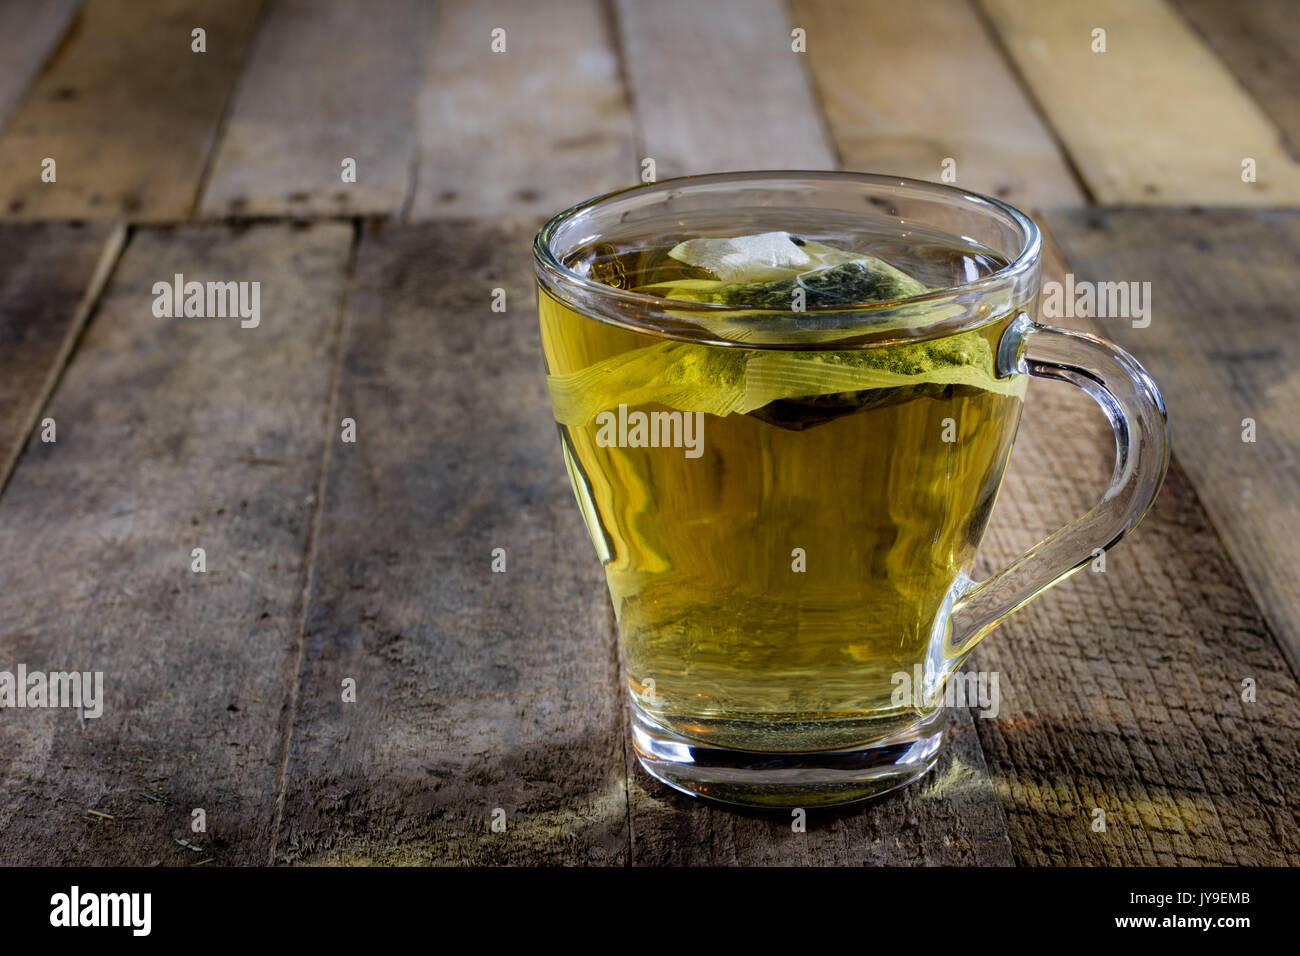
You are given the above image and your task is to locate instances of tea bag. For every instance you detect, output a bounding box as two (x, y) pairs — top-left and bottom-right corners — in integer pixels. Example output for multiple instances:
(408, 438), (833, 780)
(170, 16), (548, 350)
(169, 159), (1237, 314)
(638, 233), (949, 345)
(547, 232), (1023, 429)
(666, 231), (816, 282)
(659, 232), (929, 306)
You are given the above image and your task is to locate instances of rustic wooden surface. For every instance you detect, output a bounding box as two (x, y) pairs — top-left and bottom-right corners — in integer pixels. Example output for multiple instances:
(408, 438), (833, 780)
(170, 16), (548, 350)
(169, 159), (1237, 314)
(1045, 209), (1300, 678)
(615, 0), (834, 177)
(0, 0), (1297, 866)
(274, 221), (630, 865)
(0, 0), (266, 221)
(0, 223), (354, 865)
(980, 0), (1300, 205)
(0, 222), (122, 494)
(794, 0), (1085, 210)
(409, 0), (637, 223)
(0, 0), (81, 133)
(968, 237), (1300, 865)
(1174, 0), (1300, 162)
(197, 0), (432, 219)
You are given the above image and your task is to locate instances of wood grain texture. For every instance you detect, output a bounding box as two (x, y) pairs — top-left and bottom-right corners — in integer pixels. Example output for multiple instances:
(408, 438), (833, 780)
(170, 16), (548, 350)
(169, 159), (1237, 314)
(408, 0), (637, 223)
(0, 0), (265, 222)
(0, 222), (354, 864)
(1174, 0), (1300, 161)
(274, 222), (628, 864)
(198, 0), (432, 219)
(1045, 208), (1300, 678)
(0, 0), (81, 133)
(792, 0), (1085, 210)
(981, 0), (1300, 205)
(961, 229), (1300, 865)
(0, 222), (124, 495)
(614, 0), (834, 178)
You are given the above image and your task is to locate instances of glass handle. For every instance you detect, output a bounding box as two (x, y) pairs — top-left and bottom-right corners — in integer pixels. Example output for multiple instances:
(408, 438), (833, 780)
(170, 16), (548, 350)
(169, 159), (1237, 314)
(945, 313), (1171, 667)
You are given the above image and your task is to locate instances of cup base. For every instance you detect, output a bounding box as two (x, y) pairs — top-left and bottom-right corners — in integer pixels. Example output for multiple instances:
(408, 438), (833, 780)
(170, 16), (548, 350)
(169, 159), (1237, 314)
(630, 706), (946, 809)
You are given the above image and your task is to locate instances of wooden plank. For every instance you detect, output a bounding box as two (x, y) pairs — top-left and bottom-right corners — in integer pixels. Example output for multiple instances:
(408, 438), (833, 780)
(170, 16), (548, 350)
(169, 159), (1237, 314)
(0, 222), (354, 864)
(408, 0), (637, 223)
(980, 0), (1300, 205)
(792, 0), (1085, 210)
(1045, 207), (1300, 677)
(0, 222), (124, 496)
(273, 222), (629, 864)
(614, 0), (834, 178)
(198, 0), (432, 219)
(972, 465), (1300, 865)
(1174, 0), (1300, 161)
(0, 0), (265, 222)
(962, 229), (1300, 864)
(0, 0), (81, 132)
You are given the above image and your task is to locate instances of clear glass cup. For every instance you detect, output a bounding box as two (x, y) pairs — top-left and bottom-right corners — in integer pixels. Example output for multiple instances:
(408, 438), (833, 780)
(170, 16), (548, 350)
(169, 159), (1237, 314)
(534, 171), (1170, 808)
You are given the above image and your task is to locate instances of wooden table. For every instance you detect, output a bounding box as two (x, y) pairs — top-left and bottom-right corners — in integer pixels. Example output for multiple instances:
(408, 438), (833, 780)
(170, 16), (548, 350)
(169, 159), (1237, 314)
(0, 0), (1297, 866)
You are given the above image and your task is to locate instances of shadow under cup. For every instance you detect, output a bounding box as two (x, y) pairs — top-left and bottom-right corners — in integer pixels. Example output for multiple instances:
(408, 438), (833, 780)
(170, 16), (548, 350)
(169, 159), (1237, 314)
(534, 172), (1167, 808)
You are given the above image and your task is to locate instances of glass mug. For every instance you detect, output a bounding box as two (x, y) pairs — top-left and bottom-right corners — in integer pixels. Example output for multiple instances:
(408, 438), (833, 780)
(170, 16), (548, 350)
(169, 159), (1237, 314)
(533, 172), (1169, 808)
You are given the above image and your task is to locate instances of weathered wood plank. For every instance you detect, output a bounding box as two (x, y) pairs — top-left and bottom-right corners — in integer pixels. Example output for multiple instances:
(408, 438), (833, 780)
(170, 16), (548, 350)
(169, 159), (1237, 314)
(0, 222), (354, 864)
(972, 464), (1300, 865)
(792, 0), (1085, 210)
(0, 222), (124, 495)
(1174, 0), (1300, 161)
(274, 221), (629, 864)
(198, 0), (432, 219)
(0, 0), (265, 222)
(1045, 207), (1300, 678)
(0, 0), (81, 133)
(980, 0), (1300, 205)
(963, 227), (1300, 864)
(408, 0), (637, 223)
(614, 0), (834, 178)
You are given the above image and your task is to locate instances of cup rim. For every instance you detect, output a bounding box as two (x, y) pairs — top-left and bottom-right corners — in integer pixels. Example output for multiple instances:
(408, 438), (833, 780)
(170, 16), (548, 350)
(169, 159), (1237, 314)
(532, 170), (1042, 328)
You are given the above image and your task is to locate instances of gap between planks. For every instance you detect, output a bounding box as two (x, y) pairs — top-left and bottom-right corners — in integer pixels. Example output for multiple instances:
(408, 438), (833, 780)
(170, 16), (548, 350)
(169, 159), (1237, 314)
(0, 222), (126, 499)
(267, 218), (365, 865)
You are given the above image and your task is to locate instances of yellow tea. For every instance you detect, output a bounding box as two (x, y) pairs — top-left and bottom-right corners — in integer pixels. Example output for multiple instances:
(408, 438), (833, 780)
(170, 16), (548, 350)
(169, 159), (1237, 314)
(539, 227), (1025, 752)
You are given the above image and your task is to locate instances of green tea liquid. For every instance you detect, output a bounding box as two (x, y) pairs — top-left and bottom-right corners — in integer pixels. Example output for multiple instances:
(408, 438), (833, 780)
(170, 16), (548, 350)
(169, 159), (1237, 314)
(540, 227), (1024, 751)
